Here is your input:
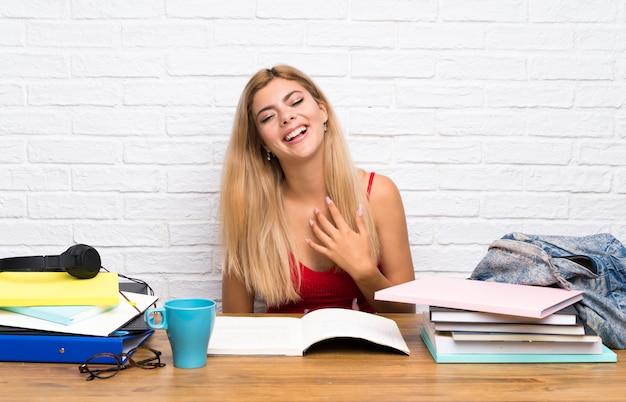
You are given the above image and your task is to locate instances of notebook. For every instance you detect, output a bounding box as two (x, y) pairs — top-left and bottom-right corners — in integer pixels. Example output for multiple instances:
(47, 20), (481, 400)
(374, 277), (583, 318)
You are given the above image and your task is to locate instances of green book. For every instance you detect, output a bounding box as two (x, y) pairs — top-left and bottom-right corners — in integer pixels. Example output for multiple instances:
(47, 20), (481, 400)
(2, 305), (115, 326)
(421, 328), (617, 364)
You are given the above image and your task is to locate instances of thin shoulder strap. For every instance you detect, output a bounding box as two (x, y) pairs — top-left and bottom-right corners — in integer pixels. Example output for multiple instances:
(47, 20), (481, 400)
(366, 172), (375, 199)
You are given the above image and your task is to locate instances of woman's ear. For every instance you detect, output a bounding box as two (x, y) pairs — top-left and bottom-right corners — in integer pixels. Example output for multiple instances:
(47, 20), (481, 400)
(318, 103), (328, 124)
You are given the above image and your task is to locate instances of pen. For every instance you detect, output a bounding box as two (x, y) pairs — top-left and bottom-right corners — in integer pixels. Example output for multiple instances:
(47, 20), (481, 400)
(119, 291), (141, 313)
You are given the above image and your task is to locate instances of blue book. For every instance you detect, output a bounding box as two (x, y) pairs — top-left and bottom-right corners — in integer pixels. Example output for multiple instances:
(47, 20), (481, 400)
(0, 329), (153, 363)
(1, 305), (116, 326)
(421, 328), (617, 364)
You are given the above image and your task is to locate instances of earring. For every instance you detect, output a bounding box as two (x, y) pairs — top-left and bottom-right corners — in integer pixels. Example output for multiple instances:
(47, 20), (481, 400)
(266, 150), (272, 161)
(323, 122), (327, 133)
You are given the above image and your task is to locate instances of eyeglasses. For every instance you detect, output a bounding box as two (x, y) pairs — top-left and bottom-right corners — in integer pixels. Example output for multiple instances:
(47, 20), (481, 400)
(78, 347), (166, 381)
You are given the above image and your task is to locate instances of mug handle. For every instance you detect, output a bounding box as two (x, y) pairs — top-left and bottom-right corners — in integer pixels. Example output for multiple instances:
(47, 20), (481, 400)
(144, 308), (167, 330)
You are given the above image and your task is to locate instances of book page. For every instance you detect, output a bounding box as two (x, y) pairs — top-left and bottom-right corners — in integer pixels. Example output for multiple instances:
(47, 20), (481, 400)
(207, 316), (304, 356)
(300, 309), (409, 355)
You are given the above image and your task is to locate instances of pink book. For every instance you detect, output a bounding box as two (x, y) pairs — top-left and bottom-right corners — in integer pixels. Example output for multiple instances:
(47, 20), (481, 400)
(374, 277), (584, 319)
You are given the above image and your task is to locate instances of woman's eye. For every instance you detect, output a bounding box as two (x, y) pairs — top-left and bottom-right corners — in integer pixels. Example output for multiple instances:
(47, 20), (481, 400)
(260, 114), (274, 123)
(292, 97), (304, 106)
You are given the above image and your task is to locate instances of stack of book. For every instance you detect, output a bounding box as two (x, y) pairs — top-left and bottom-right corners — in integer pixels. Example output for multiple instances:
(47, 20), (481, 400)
(0, 272), (158, 363)
(374, 277), (618, 363)
(421, 305), (616, 363)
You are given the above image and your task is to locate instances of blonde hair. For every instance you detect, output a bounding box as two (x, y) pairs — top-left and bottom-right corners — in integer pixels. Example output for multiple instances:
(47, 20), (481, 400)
(220, 65), (380, 307)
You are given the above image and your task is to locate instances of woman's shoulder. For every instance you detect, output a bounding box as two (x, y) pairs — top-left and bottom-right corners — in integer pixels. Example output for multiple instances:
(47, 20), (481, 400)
(358, 170), (402, 204)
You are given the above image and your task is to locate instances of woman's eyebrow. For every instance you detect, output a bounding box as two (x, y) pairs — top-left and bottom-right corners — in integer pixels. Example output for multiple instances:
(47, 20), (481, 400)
(255, 90), (303, 119)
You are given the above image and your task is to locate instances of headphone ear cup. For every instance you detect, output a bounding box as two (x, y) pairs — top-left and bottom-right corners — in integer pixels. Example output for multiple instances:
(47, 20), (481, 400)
(63, 244), (101, 279)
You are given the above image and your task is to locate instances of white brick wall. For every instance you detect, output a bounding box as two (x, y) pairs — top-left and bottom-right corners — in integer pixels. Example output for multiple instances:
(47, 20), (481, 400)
(1, 0), (625, 310)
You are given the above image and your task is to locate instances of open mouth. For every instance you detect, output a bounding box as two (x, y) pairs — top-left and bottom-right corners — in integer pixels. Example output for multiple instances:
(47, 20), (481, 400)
(284, 126), (307, 142)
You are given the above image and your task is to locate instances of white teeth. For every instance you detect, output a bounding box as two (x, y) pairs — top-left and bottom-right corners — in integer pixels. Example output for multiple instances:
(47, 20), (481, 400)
(285, 126), (306, 141)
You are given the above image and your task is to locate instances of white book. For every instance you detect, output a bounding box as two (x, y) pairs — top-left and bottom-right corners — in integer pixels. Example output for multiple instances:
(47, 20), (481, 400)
(428, 305), (579, 325)
(207, 308), (410, 356)
(451, 330), (600, 343)
(432, 320), (585, 335)
(0, 292), (157, 337)
(422, 315), (602, 355)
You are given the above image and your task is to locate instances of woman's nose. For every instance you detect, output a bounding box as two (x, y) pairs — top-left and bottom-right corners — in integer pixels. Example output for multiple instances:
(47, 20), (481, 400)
(280, 110), (295, 125)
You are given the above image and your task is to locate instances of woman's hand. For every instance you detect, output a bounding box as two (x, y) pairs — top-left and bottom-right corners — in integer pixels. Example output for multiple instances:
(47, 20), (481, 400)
(306, 196), (378, 280)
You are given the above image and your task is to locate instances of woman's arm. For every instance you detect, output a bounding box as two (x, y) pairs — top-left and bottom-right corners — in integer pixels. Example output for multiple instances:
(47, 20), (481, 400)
(221, 272), (255, 313)
(365, 173), (416, 312)
(307, 173), (416, 313)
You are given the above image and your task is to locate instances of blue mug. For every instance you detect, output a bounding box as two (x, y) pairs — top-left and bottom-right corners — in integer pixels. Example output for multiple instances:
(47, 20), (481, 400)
(144, 298), (216, 369)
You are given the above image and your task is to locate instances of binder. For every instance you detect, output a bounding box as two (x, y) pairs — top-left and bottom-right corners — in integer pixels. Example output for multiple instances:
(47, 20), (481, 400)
(0, 329), (154, 363)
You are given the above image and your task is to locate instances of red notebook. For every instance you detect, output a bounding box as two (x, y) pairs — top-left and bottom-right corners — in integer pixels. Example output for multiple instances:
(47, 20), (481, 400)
(374, 277), (583, 319)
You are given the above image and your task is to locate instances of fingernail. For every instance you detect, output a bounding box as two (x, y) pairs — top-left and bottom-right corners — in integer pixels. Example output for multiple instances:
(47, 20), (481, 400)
(309, 219), (314, 226)
(314, 207), (319, 214)
(358, 203), (363, 217)
(325, 196), (331, 204)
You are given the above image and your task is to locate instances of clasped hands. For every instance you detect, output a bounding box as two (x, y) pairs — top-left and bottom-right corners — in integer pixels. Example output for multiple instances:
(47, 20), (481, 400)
(305, 196), (376, 280)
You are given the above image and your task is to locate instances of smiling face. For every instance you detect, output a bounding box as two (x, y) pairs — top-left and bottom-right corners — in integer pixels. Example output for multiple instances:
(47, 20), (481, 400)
(251, 78), (328, 163)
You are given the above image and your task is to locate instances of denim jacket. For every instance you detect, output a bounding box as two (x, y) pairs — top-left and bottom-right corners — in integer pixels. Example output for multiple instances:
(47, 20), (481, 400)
(470, 232), (626, 349)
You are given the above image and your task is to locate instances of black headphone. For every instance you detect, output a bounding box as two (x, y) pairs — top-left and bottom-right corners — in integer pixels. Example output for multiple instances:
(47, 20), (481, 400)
(0, 244), (101, 279)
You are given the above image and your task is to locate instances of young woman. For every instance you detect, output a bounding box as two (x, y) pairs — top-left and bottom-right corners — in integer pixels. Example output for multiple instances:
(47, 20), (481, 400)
(220, 65), (415, 313)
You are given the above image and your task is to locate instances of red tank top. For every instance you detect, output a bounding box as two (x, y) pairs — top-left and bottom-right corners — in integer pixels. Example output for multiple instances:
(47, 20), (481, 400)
(267, 172), (377, 314)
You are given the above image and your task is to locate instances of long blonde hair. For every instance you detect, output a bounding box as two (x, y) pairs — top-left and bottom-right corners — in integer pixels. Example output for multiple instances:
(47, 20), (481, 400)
(220, 65), (380, 307)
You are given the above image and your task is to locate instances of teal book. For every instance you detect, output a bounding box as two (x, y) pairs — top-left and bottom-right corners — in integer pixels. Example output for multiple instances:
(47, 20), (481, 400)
(2, 305), (116, 326)
(421, 328), (617, 364)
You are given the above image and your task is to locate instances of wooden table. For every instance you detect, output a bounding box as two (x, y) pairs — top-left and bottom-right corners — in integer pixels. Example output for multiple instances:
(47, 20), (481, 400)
(1, 314), (624, 402)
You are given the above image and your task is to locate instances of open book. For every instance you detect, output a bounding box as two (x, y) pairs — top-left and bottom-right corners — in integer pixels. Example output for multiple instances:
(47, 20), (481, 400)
(207, 308), (410, 356)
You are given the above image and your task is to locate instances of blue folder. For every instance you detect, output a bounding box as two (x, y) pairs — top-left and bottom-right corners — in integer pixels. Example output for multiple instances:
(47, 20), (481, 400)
(0, 329), (153, 363)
